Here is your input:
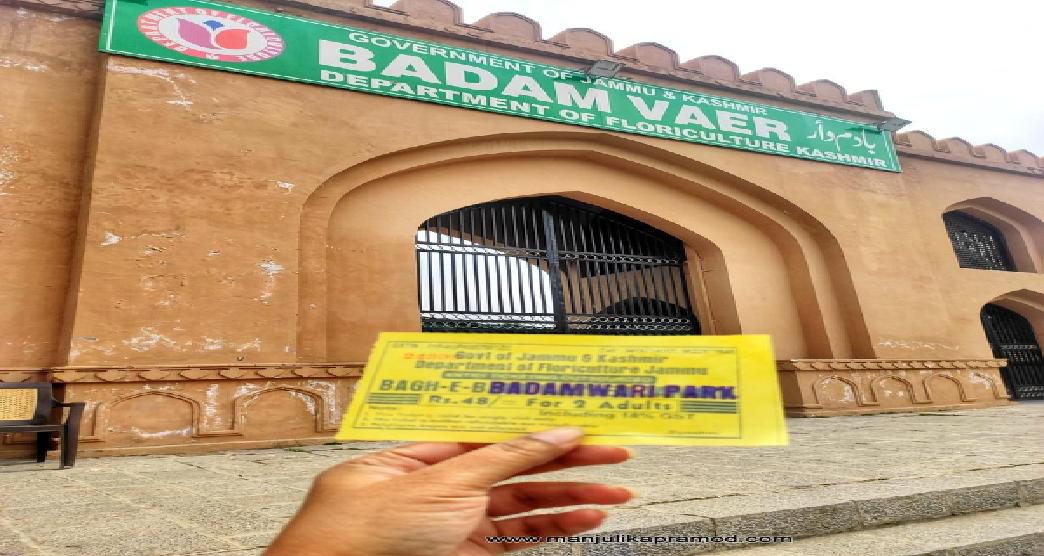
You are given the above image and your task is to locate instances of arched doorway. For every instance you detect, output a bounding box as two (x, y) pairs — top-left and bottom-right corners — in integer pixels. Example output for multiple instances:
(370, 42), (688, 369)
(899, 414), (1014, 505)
(415, 196), (700, 335)
(981, 303), (1044, 399)
(304, 133), (868, 360)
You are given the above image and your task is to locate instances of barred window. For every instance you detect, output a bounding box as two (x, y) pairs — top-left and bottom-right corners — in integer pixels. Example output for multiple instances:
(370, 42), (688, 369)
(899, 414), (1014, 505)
(942, 211), (1015, 271)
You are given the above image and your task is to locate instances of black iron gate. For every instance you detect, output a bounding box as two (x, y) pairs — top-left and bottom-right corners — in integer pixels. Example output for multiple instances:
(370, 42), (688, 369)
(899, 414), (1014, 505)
(981, 303), (1044, 400)
(416, 196), (700, 335)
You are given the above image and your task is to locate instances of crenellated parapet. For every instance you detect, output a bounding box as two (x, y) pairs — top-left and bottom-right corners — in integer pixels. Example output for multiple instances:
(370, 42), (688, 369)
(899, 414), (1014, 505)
(371, 0), (890, 116)
(303, 0), (893, 117)
(2, 0), (893, 119)
(896, 130), (1044, 177)
(8, 0), (1042, 177)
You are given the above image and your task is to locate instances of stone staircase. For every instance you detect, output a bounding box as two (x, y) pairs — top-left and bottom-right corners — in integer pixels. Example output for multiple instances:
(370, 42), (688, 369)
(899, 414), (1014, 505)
(732, 505), (1043, 556)
(526, 464), (1044, 555)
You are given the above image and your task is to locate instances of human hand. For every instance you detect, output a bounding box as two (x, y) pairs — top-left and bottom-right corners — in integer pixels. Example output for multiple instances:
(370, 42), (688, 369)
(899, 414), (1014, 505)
(265, 427), (634, 555)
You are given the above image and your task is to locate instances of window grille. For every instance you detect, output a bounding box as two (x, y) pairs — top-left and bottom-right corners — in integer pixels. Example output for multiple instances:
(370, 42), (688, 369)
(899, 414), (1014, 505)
(943, 212), (1015, 271)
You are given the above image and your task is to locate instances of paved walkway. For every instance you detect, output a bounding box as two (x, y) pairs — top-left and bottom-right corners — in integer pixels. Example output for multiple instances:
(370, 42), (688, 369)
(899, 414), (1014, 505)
(1, 404), (1042, 555)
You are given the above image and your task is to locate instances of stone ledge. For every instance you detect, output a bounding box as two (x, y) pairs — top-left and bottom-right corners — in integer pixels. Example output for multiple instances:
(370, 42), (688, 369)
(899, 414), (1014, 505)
(0, 363), (364, 383)
(0, 368), (50, 383)
(778, 359), (1005, 371)
(1, 359), (1015, 419)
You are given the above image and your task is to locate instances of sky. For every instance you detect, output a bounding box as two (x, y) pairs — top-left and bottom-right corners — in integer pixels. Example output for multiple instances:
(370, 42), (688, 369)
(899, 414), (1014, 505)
(373, 0), (1044, 154)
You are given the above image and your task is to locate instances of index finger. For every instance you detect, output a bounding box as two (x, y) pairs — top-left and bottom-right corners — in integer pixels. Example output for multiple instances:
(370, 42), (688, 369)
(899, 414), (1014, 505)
(390, 443), (632, 473)
(519, 445), (633, 476)
(387, 441), (483, 465)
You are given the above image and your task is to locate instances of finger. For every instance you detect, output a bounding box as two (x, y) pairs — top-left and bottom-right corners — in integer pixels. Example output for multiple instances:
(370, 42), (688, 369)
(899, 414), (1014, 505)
(415, 427), (585, 490)
(387, 441), (485, 465)
(326, 441), (630, 491)
(396, 443), (631, 473)
(319, 442), (484, 490)
(489, 509), (608, 551)
(344, 442), (629, 477)
(488, 482), (634, 517)
(519, 445), (633, 476)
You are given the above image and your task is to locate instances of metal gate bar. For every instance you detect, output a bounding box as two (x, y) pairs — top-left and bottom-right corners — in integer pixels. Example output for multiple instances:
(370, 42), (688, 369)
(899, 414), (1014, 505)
(981, 303), (1044, 400)
(417, 196), (699, 335)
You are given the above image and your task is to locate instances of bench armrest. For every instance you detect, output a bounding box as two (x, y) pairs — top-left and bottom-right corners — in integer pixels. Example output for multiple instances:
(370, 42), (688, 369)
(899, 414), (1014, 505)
(54, 400), (85, 425)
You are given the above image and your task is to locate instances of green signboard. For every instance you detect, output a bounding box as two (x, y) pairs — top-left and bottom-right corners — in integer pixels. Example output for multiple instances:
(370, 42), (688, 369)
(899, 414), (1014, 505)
(99, 0), (900, 172)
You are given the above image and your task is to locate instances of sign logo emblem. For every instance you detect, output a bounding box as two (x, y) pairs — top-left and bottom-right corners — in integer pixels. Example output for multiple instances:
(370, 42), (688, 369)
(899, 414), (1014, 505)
(137, 8), (284, 62)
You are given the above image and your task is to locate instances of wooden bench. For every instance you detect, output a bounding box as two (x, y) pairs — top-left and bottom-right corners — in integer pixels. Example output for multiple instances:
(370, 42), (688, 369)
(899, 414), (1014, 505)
(0, 383), (84, 469)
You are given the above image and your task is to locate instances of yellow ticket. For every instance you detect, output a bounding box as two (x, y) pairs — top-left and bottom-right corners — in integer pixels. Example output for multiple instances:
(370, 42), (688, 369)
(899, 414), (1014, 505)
(336, 332), (787, 446)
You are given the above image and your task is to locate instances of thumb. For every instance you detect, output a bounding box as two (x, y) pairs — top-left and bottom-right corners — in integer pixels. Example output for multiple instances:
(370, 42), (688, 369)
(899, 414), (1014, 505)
(415, 427), (585, 490)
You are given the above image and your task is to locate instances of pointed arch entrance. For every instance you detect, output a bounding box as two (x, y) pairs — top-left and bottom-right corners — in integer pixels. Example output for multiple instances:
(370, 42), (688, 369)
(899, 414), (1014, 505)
(416, 196), (700, 335)
(300, 132), (874, 362)
(981, 303), (1044, 399)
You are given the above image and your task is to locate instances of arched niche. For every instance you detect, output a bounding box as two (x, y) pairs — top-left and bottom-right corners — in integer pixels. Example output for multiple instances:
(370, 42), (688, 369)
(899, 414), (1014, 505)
(234, 386), (327, 436)
(93, 391), (200, 444)
(297, 132), (870, 362)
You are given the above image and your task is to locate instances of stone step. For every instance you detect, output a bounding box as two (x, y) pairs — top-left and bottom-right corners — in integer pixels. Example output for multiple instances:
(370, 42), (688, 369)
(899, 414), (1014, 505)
(520, 464), (1044, 554)
(728, 505), (1044, 555)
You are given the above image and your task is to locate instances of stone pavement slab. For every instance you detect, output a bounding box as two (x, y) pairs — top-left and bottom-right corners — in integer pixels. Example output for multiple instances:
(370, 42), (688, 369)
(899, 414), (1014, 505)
(0, 404), (1041, 555)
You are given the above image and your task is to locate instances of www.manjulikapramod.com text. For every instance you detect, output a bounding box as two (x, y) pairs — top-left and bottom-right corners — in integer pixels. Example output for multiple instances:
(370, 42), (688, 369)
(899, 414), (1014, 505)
(485, 534), (793, 545)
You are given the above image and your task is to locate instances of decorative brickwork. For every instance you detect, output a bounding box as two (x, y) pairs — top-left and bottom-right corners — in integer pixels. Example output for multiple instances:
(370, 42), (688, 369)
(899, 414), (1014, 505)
(0, 369), (50, 383)
(777, 359), (1012, 417)
(60, 366), (360, 456)
(1, 365), (362, 456)
(3, 359), (1016, 456)
(47, 363), (363, 383)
